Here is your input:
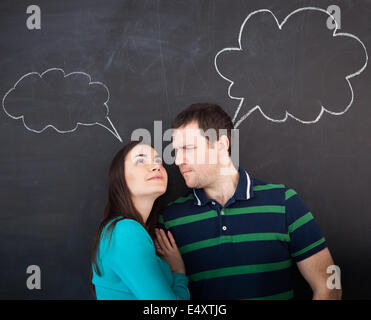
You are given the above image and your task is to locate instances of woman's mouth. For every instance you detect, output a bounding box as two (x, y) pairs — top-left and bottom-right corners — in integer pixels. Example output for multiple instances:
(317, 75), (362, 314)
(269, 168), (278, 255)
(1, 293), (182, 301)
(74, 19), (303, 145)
(148, 175), (163, 181)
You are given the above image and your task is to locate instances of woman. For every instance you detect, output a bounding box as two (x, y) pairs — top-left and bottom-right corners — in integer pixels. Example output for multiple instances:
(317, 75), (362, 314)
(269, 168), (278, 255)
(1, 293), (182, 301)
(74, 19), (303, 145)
(90, 140), (189, 300)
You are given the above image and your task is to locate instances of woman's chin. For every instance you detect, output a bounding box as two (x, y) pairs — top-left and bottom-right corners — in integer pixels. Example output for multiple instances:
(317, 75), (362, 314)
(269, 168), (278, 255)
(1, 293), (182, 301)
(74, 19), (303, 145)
(144, 185), (167, 198)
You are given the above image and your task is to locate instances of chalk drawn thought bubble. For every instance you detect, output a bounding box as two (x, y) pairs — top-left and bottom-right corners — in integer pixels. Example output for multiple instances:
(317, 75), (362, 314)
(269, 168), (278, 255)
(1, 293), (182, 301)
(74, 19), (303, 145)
(214, 7), (368, 128)
(2, 68), (122, 142)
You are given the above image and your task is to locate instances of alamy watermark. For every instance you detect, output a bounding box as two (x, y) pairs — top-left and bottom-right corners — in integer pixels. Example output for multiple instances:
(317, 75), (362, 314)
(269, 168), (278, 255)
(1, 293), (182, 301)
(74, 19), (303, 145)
(326, 264), (341, 290)
(130, 121), (240, 174)
(326, 5), (341, 30)
(26, 265), (41, 290)
(26, 5), (41, 30)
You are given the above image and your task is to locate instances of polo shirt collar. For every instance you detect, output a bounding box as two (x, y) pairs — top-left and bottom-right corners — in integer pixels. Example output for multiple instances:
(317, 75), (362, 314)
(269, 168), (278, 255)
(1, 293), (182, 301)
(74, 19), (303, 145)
(193, 166), (254, 206)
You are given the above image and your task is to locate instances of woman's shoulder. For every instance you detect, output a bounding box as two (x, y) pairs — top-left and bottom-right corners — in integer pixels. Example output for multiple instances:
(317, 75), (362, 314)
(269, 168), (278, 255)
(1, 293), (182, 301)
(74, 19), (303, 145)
(98, 218), (155, 268)
(113, 218), (152, 242)
(114, 217), (145, 231)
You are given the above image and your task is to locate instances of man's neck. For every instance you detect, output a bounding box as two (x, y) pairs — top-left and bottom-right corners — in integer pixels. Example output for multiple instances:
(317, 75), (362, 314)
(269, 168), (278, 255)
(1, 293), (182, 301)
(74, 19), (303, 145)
(203, 164), (239, 207)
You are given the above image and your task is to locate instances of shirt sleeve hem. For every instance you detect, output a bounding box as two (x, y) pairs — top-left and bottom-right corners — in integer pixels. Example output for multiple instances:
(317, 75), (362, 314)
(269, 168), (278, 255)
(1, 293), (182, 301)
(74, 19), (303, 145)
(292, 241), (328, 263)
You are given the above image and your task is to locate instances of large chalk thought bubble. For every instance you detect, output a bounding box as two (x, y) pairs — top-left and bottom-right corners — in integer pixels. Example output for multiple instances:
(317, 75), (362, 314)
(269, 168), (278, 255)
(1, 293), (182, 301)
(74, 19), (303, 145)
(2, 68), (122, 142)
(215, 7), (368, 128)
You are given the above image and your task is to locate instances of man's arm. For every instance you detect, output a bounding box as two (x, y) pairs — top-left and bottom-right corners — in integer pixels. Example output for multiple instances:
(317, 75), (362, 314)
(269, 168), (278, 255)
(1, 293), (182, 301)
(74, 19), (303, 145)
(296, 247), (342, 300)
(284, 187), (342, 300)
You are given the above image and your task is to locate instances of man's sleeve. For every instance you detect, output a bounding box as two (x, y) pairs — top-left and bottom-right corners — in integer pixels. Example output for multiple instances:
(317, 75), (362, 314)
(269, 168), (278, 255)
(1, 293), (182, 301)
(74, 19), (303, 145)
(284, 187), (328, 263)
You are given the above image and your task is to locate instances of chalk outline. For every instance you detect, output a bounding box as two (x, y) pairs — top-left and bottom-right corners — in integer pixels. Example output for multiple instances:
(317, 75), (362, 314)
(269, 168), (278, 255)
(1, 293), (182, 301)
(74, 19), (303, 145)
(214, 7), (369, 128)
(2, 67), (123, 142)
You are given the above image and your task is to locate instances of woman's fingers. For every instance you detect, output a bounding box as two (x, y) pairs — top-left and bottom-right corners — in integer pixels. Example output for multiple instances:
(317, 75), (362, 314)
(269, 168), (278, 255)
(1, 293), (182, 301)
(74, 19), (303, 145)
(155, 229), (165, 250)
(167, 230), (178, 249)
(154, 239), (164, 255)
(156, 228), (172, 251)
(159, 229), (173, 251)
(154, 239), (162, 251)
(155, 228), (170, 251)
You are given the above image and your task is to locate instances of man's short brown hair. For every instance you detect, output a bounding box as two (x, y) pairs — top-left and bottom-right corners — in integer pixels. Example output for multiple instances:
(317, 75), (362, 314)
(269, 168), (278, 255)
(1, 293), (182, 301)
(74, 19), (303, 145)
(172, 103), (234, 155)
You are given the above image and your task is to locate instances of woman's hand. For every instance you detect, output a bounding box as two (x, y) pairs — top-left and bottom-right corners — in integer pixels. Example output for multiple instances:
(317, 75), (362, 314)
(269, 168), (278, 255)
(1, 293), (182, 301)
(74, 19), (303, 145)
(154, 228), (186, 275)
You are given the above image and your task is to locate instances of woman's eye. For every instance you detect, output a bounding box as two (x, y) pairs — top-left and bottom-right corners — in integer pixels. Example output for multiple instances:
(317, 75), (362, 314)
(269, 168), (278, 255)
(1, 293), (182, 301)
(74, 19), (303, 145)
(135, 158), (144, 164)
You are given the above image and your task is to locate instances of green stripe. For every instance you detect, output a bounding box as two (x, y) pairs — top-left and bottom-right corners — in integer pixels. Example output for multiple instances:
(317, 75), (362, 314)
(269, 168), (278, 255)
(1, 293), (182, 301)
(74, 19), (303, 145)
(291, 237), (326, 258)
(164, 210), (217, 229)
(188, 259), (293, 282)
(158, 214), (164, 225)
(164, 205), (284, 229)
(244, 289), (294, 300)
(167, 194), (194, 207)
(223, 206), (285, 215)
(179, 233), (290, 254)
(285, 189), (297, 200)
(288, 212), (314, 233)
(253, 184), (285, 191)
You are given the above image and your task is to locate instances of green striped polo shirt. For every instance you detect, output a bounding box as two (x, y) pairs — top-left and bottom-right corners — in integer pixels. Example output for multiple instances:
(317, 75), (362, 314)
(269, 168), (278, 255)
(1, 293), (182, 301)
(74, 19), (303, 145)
(158, 166), (327, 300)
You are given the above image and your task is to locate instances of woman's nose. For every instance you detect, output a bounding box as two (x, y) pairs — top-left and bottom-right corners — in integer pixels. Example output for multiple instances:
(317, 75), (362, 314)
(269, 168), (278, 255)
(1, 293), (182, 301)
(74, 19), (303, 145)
(150, 163), (161, 171)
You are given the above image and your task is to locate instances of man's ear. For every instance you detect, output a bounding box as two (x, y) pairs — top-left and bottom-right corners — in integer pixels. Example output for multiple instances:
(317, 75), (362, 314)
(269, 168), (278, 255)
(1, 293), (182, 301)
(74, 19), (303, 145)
(217, 135), (230, 154)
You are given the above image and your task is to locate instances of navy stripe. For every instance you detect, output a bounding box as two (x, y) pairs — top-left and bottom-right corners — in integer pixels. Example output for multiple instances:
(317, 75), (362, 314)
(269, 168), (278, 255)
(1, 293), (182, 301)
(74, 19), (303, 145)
(182, 241), (291, 275)
(188, 268), (294, 300)
(170, 212), (288, 246)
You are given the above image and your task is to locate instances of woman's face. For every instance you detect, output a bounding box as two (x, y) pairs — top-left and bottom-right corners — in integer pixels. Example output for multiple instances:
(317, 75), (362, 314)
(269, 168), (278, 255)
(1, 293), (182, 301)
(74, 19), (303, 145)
(124, 143), (168, 198)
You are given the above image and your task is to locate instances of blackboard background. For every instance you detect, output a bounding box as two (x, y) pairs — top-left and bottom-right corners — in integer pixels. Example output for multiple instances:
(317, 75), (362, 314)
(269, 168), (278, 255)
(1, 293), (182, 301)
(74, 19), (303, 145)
(0, 0), (370, 299)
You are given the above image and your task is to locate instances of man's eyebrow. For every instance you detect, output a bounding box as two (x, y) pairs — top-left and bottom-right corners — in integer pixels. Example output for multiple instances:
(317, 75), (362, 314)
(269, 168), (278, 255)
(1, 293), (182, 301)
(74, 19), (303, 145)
(173, 144), (194, 149)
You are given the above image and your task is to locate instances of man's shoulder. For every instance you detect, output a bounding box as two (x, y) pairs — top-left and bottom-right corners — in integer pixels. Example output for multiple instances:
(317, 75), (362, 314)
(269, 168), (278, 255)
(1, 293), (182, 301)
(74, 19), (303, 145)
(251, 176), (300, 200)
(251, 176), (289, 190)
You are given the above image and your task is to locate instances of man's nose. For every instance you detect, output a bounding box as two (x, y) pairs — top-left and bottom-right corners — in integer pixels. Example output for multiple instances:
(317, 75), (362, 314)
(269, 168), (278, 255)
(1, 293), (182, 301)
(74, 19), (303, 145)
(175, 150), (185, 166)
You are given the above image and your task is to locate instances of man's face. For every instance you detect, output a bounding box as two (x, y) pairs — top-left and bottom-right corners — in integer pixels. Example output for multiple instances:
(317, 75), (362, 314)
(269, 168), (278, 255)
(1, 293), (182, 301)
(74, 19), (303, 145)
(172, 121), (218, 189)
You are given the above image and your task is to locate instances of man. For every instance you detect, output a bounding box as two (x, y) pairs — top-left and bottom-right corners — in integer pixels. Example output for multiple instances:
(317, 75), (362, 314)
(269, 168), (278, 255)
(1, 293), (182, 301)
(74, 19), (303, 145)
(157, 103), (341, 300)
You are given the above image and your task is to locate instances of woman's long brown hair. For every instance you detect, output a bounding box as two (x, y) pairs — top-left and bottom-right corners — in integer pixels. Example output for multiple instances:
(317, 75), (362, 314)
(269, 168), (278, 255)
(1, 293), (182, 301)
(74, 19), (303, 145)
(90, 140), (162, 297)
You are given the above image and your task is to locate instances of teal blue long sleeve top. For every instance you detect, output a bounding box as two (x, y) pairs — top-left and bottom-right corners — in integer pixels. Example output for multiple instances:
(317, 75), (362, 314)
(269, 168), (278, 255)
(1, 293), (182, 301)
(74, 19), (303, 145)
(92, 217), (190, 300)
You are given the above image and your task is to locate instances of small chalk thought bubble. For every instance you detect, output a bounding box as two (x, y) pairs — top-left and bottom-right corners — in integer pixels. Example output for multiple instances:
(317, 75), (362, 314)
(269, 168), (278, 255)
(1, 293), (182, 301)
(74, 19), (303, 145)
(2, 68), (122, 142)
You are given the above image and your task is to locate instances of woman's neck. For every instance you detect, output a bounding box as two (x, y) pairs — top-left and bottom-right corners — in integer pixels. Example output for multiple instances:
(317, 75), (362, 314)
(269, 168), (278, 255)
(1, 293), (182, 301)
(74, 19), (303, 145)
(131, 195), (156, 223)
